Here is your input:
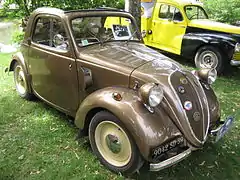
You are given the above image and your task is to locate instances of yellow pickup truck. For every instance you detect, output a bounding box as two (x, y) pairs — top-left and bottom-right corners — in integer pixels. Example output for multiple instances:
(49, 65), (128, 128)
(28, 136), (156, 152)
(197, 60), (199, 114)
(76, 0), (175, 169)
(141, 0), (240, 74)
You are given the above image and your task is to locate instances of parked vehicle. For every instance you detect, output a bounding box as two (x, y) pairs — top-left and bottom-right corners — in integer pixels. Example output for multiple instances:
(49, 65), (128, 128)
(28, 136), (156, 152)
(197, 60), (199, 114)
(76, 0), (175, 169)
(9, 7), (234, 174)
(141, 0), (240, 74)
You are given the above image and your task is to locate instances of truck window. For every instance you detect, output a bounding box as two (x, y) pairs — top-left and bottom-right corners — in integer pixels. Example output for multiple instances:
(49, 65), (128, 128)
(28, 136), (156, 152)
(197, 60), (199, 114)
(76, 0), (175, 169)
(159, 4), (183, 21)
(185, 5), (208, 20)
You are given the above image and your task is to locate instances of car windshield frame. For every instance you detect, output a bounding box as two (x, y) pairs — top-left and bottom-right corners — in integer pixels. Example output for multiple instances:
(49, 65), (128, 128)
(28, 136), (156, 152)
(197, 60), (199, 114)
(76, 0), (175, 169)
(184, 5), (208, 20)
(69, 14), (141, 48)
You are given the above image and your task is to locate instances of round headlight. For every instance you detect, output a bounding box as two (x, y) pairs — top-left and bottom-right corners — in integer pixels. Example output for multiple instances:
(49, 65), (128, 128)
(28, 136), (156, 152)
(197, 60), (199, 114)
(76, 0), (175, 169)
(139, 83), (164, 107)
(197, 68), (217, 85)
(207, 68), (217, 84)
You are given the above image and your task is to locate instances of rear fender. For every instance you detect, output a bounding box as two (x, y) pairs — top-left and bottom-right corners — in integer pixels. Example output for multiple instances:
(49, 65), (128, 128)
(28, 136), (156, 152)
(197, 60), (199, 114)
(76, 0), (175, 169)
(74, 87), (182, 160)
(9, 52), (32, 92)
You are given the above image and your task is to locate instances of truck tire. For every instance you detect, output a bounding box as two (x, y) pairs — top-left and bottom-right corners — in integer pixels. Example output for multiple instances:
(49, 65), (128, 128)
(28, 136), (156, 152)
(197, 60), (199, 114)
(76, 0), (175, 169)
(194, 46), (228, 74)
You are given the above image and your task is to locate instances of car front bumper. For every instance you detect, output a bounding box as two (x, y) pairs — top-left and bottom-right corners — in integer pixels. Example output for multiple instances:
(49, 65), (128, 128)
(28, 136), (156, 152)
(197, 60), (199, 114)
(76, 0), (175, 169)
(150, 116), (234, 171)
(150, 148), (192, 171)
(231, 52), (240, 66)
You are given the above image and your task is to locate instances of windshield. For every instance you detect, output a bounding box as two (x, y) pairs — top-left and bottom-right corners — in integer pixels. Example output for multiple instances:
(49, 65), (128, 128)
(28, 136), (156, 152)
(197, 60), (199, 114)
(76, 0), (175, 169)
(185, 5), (208, 20)
(71, 16), (140, 47)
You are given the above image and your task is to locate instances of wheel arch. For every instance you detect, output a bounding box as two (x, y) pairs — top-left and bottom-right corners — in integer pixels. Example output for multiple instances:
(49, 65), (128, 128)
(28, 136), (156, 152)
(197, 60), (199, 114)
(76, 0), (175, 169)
(74, 86), (180, 160)
(9, 52), (32, 93)
(181, 33), (236, 60)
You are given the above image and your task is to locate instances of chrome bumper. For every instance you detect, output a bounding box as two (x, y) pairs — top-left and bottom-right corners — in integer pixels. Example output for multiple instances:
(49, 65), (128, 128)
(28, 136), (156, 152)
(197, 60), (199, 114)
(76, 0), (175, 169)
(230, 60), (240, 66)
(149, 148), (192, 171)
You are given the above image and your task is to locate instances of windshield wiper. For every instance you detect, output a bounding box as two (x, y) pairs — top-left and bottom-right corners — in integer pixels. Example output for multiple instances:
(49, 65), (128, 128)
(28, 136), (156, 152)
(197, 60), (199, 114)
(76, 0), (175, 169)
(125, 30), (138, 45)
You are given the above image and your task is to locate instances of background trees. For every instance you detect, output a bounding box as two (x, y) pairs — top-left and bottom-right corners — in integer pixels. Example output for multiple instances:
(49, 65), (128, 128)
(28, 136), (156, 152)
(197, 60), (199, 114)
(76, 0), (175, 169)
(203, 0), (240, 24)
(1, 0), (240, 25)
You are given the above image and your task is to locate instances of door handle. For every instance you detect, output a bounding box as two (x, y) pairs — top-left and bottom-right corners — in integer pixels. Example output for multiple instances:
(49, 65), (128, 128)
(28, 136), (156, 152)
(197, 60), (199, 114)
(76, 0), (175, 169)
(69, 63), (72, 70)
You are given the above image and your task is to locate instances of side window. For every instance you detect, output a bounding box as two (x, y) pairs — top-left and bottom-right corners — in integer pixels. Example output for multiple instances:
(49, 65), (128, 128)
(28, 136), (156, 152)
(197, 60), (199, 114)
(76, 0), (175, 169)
(32, 17), (50, 46)
(159, 5), (183, 21)
(32, 17), (68, 50)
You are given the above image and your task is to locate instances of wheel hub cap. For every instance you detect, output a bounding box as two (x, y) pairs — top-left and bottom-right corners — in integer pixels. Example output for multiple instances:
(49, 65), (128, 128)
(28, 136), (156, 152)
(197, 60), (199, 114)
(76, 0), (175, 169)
(105, 134), (121, 154)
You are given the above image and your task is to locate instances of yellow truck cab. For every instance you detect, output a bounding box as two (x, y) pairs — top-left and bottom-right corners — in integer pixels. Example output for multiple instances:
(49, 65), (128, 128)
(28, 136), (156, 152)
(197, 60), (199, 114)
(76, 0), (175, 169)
(141, 0), (240, 74)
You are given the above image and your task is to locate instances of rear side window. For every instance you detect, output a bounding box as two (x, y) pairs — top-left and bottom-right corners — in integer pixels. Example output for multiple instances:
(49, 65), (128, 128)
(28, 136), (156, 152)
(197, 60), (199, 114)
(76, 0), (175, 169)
(32, 17), (68, 50)
(159, 4), (183, 21)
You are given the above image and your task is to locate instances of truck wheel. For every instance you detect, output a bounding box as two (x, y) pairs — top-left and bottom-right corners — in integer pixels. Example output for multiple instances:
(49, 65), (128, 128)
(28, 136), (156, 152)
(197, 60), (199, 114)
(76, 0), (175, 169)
(89, 111), (144, 174)
(13, 62), (34, 100)
(194, 46), (227, 74)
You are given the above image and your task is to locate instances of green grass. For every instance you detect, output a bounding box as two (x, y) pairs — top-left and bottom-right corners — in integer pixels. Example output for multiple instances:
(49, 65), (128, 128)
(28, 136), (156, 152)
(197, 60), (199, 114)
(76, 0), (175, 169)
(0, 53), (239, 180)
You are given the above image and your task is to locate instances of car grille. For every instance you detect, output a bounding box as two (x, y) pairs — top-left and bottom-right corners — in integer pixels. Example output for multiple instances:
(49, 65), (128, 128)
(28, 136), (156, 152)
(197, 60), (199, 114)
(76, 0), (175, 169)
(169, 71), (209, 142)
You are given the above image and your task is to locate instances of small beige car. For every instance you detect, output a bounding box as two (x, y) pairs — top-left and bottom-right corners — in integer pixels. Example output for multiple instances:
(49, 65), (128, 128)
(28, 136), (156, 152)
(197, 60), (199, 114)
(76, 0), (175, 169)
(9, 7), (234, 174)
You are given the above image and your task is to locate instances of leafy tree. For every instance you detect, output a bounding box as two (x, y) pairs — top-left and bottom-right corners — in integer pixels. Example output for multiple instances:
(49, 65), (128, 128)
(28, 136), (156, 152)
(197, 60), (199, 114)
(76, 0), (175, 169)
(3, 0), (124, 17)
(203, 0), (240, 24)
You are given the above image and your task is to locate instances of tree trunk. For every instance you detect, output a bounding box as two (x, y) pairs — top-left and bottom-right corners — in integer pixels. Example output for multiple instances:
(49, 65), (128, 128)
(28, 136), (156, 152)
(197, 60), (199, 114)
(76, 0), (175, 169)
(126, 0), (141, 29)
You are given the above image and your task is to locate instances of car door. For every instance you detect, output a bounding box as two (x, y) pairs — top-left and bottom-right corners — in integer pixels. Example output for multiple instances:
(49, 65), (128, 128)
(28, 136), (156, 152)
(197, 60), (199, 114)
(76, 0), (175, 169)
(152, 3), (187, 55)
(28, 15), (79, 114)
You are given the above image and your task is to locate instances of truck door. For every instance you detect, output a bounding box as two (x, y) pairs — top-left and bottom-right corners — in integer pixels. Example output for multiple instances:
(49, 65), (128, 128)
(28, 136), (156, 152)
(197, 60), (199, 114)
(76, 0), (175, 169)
(152, 3), (187, 55)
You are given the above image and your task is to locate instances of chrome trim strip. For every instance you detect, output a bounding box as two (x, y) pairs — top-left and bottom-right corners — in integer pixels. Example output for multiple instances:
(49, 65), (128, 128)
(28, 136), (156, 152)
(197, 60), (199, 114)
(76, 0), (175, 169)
(168, 71), (202, 144)
(185, 72), (210, 142)
(230, 60), (240, 66)
(150, 148), (192, 171)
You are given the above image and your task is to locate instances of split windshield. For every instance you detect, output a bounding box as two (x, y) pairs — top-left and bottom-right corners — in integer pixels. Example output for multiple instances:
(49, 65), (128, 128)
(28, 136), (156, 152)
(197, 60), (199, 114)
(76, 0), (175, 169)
(71, 16), (140, 47)
(185, 5), (208, 20)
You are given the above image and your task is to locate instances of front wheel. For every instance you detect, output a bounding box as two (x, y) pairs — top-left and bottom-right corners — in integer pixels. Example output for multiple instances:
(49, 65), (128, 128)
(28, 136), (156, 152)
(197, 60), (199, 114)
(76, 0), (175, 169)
(89, 111), (144, 174)
(194, 46), (228, 74)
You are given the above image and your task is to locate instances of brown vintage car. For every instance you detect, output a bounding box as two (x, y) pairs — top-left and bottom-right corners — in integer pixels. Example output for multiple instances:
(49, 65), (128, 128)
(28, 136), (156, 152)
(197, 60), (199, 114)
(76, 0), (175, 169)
(9, 7), (234, 174)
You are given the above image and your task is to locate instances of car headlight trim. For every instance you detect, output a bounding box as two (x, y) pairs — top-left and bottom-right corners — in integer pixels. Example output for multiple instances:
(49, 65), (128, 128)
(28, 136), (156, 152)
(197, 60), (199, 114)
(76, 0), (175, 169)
(207, 68), (217, 84)
(139, 83), (164, 108)
(197, 68), (217, 85)
(235, 43), (240, 52)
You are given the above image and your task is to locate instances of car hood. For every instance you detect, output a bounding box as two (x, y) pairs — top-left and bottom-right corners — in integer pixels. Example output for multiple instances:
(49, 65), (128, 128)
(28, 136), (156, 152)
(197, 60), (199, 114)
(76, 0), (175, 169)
(189, 19), (240, 34)
(79, 42), (182, 73)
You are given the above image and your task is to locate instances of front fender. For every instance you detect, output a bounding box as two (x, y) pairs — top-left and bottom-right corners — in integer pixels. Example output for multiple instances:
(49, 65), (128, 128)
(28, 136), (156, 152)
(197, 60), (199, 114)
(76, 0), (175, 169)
(74, 87), (182, 161)
(181, 32), (236, 59)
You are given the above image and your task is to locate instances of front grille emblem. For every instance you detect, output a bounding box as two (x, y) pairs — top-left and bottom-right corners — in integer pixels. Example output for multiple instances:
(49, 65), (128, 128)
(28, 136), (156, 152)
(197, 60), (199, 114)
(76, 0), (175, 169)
(184, 101), (192, 111)
(180, 77), (188, 84)
(178, 86), (185, 94)
(193, 112), (201, 122)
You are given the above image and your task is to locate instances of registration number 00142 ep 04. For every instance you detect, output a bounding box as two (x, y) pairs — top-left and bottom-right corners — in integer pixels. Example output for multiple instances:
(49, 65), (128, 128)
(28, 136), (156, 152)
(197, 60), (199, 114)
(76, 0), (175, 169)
(152, 137), (184, 158)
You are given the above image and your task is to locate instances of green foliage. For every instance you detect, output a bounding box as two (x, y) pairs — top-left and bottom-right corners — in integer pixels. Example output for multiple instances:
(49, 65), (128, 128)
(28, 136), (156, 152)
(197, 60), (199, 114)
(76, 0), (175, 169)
(12, 30), (24, 43)
(2, 0), (124, 18)
(204, 0), (240, 24)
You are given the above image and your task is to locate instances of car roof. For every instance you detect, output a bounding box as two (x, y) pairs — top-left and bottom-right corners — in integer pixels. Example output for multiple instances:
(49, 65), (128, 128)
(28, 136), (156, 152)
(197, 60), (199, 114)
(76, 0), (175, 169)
(32, 7), (125, 17)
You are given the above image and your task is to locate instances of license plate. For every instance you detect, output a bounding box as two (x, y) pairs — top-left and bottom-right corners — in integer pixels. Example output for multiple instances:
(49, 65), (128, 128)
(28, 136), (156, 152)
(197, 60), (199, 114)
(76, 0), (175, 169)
(215, 116), (234, 142)
(152, 137), (184, 158)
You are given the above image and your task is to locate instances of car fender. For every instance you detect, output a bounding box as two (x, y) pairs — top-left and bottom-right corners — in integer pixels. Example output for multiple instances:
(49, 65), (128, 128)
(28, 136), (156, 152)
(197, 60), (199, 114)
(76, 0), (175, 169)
(9, 52), (32, 92)
(9, 52), (29, 73)
(74, 86), (182, 160)
(181, 32), (236, 59)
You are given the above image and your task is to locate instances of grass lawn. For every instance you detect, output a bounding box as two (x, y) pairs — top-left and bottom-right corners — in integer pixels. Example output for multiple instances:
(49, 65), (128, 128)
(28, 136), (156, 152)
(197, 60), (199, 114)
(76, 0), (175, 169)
(0, 53), (239, 180)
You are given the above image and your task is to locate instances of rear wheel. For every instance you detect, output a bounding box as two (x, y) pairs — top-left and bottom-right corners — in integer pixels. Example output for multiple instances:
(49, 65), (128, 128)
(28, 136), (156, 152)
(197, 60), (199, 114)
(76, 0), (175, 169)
(194, 46), (228, 74)
(89, 111), (144, 174)
(13, 62), (34, 100)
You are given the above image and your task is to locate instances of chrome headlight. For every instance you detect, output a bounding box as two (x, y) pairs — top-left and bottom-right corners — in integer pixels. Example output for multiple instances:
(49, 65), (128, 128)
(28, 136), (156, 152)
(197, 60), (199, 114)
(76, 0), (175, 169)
(197, 68), (217, 85)
(235, 43), (240, 52)
(139, 83), (164, 107)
